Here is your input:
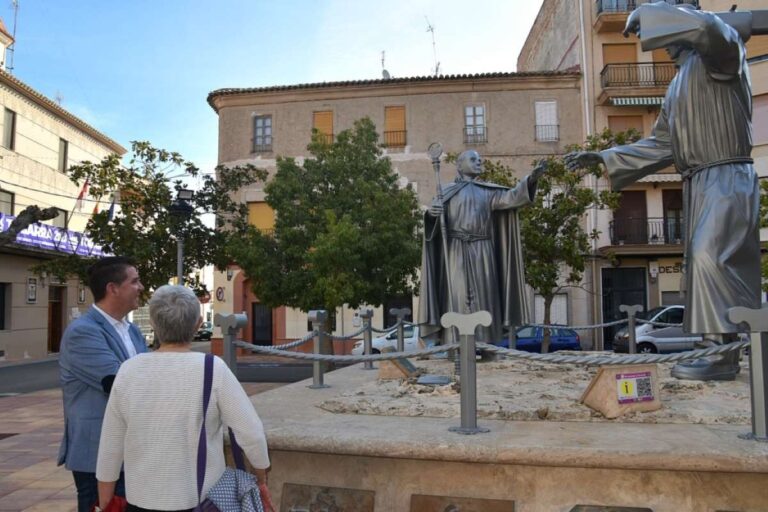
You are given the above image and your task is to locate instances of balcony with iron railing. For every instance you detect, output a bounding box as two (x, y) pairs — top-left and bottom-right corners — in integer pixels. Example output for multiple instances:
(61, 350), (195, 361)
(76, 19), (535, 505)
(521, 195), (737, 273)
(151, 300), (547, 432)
(382, 130), (407, 148)
(534, 124), (559, 143)
(598, 62), (676, 105)
(609, 217), (684, 247)
(463, 126), (488, 145)
(594, 0), (699, 32)
(251, 138), (273, 153)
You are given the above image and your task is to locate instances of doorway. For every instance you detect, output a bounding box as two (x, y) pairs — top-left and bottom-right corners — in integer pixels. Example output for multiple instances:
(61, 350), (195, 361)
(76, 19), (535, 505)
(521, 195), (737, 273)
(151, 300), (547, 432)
(601, 267), (647, 349)
(250, 302), (272, 346)
(47, 286), (65, 353)
(383, 295), (413, 329)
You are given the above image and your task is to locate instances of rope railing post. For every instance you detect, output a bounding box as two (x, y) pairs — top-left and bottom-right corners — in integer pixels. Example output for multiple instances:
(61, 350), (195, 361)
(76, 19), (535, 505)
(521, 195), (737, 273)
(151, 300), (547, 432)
(728, 304), (768, 442)
(619, 304), (644, 355)
(390, 307), (411, 353)
(442, 310), (492, 435)
(308, 310), (329, 389)
(214, 312), (248, 374)
(359, 308), (374, 370)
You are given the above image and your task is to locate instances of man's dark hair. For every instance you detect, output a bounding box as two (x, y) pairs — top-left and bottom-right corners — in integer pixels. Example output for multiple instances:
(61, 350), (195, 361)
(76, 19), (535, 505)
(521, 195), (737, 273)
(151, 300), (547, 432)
(87, 256), (136, 302)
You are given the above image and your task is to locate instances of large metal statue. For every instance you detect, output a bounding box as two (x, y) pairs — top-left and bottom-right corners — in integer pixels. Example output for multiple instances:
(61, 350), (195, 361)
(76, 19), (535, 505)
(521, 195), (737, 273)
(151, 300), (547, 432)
(418, 149), (545, 344)
(565, 2), (764, 380)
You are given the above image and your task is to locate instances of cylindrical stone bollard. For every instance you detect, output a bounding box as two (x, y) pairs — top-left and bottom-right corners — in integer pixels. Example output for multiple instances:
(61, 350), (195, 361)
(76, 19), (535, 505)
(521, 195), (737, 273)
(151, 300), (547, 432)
(442, 310), (492, 435)
(620, 304), (644, 354)
(308, 310), (329, 389)
(214, 312), (248, 375)
(728, 304), (768, 442)
(390, 307), (411, 353)
(359, 308), (374, 370)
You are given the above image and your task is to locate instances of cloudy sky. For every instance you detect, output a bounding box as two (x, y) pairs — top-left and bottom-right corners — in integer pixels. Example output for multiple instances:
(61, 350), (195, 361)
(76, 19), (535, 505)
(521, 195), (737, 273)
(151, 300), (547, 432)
(1, 1), (544, 174)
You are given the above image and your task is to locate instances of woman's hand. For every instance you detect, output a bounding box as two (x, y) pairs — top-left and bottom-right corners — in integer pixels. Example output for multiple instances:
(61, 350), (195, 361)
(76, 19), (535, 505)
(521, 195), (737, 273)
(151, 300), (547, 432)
(258, 482), (275, 512)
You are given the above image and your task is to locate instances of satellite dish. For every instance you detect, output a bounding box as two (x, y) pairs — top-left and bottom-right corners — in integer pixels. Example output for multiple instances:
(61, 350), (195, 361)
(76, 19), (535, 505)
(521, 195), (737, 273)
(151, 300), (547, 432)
(382, 69), (391, 79)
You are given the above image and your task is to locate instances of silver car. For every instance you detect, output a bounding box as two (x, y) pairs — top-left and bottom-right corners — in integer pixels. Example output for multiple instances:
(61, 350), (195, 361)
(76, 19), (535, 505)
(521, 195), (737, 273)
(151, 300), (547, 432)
(614, 325), (702, 354)
(613, 305), (693, 354)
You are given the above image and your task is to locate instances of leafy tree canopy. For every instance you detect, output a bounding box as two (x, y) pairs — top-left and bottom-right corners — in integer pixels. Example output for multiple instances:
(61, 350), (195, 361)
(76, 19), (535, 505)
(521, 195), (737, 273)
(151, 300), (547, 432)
(32, 141), (267, 294)
(229, 117), (422, 313)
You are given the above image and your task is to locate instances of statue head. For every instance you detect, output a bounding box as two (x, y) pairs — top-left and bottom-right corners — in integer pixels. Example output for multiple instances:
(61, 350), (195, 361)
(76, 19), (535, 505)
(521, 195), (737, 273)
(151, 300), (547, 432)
(456, 150), (483, 179)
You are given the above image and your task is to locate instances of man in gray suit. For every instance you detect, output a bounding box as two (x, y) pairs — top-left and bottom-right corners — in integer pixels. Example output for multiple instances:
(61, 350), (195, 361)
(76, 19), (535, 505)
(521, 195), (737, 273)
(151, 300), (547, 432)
(58, 257), (147, 512)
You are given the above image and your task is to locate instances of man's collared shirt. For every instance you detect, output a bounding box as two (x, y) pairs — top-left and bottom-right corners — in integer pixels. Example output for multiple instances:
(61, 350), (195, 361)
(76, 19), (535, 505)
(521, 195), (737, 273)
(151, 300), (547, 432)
(93, 305), (137, 358)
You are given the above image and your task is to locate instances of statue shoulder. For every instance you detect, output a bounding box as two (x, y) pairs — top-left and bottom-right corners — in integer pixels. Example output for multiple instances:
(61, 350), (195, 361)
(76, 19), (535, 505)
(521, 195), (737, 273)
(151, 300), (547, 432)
(473, 180), (510, 190)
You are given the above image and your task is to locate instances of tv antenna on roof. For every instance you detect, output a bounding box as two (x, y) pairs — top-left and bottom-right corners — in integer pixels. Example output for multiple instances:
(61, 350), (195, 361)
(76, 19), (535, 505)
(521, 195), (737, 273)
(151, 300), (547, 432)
(381, 50), (390, 79)
(425, 16), (440, 76)
(7, 0), (19, 73)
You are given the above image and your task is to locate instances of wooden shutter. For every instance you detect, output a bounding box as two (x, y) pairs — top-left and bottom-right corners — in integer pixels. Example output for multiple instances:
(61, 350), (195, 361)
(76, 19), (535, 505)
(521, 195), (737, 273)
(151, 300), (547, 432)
(747, 36), (768, 60)
(602, 44), (637, 64)
(384, 106), (406, 147)
(248, 202), (275, 231)
(312, 111), (333, 136)
(754, 94), (768, 145)
(608, 115), (644, 137)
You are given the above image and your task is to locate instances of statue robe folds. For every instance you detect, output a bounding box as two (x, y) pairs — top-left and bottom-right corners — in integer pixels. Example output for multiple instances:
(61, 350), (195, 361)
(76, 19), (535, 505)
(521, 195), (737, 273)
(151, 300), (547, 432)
(599, 2), (761, 334)
(418, 177), (535, 343)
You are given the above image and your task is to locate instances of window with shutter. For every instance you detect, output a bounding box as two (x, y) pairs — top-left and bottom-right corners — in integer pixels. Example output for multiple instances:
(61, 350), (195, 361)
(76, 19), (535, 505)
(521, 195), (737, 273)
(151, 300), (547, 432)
(464, 105), (487, 144)
(312, 111), (334, 144)
(383, 106), (406, 147)
(252, 115), (272, 152)
(534, 101), (558, 142)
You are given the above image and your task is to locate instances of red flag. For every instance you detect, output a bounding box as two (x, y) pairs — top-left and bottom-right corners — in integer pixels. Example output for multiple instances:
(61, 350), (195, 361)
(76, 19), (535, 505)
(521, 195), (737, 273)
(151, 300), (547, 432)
(75, 180), (89, 211)
(92, 201), (100, 216)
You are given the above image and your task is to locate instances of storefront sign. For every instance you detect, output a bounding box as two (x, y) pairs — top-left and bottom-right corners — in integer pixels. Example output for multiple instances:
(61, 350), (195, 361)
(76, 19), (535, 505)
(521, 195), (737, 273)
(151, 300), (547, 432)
(0, 213), (106, 257)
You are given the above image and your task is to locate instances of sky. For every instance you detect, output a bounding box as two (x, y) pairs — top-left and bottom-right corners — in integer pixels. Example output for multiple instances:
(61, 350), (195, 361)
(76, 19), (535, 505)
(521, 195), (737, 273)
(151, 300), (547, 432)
(0, 0), (544, 176)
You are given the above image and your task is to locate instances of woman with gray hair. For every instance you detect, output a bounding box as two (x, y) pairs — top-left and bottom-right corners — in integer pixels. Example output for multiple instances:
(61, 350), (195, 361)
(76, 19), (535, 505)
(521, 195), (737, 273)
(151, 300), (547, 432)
(95, 285), (273, 512)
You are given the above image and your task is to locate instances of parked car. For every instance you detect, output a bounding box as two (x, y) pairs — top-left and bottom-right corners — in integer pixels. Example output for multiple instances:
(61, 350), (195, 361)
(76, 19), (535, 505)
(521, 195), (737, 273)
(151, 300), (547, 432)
(613, 304), (689, 354)
(495, 325), (581, 353)
(194, 321), (213, 341)
(351, 325), (422, 355)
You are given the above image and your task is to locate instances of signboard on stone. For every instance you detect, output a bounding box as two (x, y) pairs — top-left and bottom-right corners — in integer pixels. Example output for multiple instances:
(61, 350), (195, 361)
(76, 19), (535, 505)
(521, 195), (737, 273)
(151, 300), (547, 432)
(580, 364), (661, 419)
(378, 346), (420, 380)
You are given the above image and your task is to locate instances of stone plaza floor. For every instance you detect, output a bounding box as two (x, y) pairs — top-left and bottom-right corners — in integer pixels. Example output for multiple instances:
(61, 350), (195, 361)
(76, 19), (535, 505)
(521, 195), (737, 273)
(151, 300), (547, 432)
(0, 382), (284, 512)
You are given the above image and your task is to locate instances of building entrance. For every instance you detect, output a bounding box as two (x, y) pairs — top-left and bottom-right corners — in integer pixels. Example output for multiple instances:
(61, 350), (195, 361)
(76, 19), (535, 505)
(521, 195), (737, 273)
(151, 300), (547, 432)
(601, 267), (647, 349)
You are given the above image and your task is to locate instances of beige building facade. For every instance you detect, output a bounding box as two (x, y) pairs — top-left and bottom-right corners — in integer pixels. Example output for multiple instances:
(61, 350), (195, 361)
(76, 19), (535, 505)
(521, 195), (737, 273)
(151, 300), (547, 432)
(208, 71), (585, 348)
(519, 0), (768, 348)
(0, 28), (125, 360)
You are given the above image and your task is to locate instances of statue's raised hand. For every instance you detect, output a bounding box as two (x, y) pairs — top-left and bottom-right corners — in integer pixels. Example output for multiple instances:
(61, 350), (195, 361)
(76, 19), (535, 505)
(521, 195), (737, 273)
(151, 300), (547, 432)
(531, 159), (548, 182)
(623, 8), (641, 38)
(564, 151), (604, 172)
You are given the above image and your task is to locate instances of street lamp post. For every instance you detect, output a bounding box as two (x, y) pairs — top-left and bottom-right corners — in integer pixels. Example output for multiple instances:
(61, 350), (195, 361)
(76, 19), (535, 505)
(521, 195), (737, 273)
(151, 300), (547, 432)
(168, 188), (194, 285)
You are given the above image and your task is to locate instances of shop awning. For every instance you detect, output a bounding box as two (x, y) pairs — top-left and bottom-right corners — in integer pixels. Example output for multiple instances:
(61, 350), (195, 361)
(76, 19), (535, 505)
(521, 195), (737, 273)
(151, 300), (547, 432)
(611, 96), (664, 106)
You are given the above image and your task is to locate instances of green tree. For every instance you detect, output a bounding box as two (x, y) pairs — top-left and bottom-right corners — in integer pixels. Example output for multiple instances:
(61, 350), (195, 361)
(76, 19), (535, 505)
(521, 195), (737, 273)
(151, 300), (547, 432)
(32, 141), (267, 294)
(475, 128), (638, 352)
(229, 117), (422, 319)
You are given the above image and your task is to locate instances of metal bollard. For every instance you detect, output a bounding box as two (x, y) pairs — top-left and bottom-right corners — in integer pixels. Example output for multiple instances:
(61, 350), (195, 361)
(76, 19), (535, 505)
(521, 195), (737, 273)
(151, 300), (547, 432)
(214, 312), (248, 375)
(728, 304), (768, 442)
(390, 307), (411, 353)
(308, 310), (329, 389)
(620, 304), (643, 354)
(442, 310), (492, 435)
(359, 308), (374, 370)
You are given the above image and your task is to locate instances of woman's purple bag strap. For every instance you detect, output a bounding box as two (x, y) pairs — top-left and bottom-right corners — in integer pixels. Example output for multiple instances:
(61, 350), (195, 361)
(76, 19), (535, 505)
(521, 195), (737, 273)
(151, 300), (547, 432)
(196, 353), (215, 504)
(196, 354), (249, 505)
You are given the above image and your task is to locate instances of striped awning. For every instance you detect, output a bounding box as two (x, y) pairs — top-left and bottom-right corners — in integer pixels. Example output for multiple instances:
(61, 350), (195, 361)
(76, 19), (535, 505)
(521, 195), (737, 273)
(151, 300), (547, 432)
(611, 96), (664, 106)
(638, 173), (681, 183)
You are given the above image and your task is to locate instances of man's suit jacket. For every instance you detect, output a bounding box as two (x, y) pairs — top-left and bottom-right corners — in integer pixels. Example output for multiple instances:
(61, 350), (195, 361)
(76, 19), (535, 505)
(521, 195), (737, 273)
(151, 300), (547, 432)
(58, 306), (147, 472)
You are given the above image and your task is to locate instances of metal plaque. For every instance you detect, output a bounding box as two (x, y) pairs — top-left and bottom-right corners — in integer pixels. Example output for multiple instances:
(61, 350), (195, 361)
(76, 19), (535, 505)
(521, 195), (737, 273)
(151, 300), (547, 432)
(280, 483), (374, 512)
(410, 494), (514, 511)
